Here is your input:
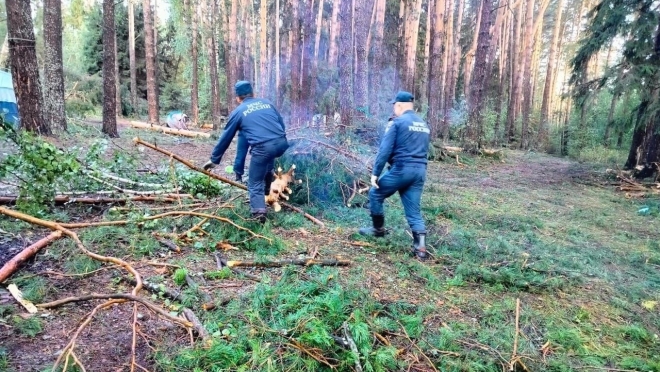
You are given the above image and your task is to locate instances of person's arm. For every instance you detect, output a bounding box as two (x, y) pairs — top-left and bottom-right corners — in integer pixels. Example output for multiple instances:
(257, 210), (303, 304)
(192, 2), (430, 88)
(372, 121), (397, 176)
(210, 111), (241, 164)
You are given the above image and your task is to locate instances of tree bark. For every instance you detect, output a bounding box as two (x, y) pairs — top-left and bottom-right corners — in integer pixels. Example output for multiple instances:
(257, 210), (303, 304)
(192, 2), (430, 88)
(0, 231), (63, 283)
(403, 0), (423, 91)
(505, 0), (523, 143)
(428, 0), (445, 138)
(462, 0), (483, 99)
(128, 0), (138, 112)
(43, 0), (67, 132)
(143, 0), (158, 124)
(6, 0), (48, 135)
(539, 0), (564, 148)
(259, 0), (268, 97)
(328, 0), (341, 68)
(289, 0), (302, 126)
(188, 0), (199, 124)
(102, 0), (119, 137)
(465, 0), (495, 149)
(395, 0), (406, 88)
(275, 0), (281, 107)
(153, 0), (160, 114)
(370, 0), (387, 114)
(440, 0), (454, 139)
(447, 0), (463, 109)
(418, 0), (432, 108)
(114, 20), (121, 117)
(353, 0), (370, 117)
(338, 0), (353, 128)
(203, 0), (221, 129)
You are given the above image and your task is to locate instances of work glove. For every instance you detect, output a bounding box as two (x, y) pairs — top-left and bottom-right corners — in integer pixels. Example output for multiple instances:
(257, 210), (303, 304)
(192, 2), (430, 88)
(203, 160), (217, 171)
(370, 175), (379, 189)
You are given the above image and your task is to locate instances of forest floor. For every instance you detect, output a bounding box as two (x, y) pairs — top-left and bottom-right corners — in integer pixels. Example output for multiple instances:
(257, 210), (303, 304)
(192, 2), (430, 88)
(0, 119), (659, 372)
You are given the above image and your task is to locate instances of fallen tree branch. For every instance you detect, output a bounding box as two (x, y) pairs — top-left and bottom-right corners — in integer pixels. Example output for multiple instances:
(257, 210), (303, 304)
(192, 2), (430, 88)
(58, 211), (271, 243)
(134, 138), (325, 227)
(37, 293), (191, 327)
(214, 252), (261, 282)
(509, 298), (521, 371)
(183, 308), (209, 341)
(129, 121), (211, 138)
(226, 258), (351, 268)
(0, 195), (185, 205)
(0, 231), (63, 283)
(152, 233), (181, 253)
(85, 173), (183, 195)
(82, 169), (172, 189)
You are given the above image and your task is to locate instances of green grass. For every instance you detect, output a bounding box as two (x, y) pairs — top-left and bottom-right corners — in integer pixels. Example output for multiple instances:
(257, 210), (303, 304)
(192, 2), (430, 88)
(11, 315), (43, 337)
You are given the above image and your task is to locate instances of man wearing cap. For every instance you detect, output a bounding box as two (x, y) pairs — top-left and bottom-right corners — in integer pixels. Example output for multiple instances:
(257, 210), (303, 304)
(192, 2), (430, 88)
(359, 91), (431, 260)
(203, 81), (289, 223)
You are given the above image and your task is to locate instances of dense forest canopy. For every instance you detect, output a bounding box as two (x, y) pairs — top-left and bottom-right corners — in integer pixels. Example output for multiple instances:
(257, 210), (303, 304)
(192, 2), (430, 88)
(1, 0), (659, 172)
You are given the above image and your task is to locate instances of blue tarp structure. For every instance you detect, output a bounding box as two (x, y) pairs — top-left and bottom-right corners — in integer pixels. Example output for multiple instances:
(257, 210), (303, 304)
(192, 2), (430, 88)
(0, 70), (19, 128)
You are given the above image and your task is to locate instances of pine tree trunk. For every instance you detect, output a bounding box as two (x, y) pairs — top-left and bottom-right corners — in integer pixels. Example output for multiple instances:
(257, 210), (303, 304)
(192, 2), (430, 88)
(275, 0), (281, 106)
(153, 0), (160, 114)
(128, 0), (138, 112)
(418, 0), (432, 108)
(43, 0), (66, 131)
(6, 0), (48, 134)
(190, 0), (199, 123)
(370, 0), (387, 114)
(301, 0), (315, 121)
(102, 0), (118, 137)
(539, 0), (564, 147)
(338, 0), (353, 129)
(402, 0), (422, 91)
(228, 0), (238, 109)
(202, 0), (221, 128)
(428, 0), (445, 138)
(259, 0), (268, 97)
(353, 0), (370, 117)
(447, 0), (463, 109)
(465, 0), (494, 149)
(143, 0), (158, 123)
(290, 0), (302, 126)
(114, 23), (121, 117)
(505, 0), (523, 143)
(463, 0), (483, 99)
(328, 0), (340, 68)
(395, 0), (406, 88)
(440, 0), (454, 140)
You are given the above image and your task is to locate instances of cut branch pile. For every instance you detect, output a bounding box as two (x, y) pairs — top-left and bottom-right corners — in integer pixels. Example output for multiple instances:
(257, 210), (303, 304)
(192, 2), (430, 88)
(613, 171), (660, 198)
(133, 137), (325, 227)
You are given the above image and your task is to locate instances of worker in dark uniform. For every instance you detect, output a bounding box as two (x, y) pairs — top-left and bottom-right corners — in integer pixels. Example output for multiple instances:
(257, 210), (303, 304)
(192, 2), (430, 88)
(203, 81), (288, 223)
(233, 131), (249, 183)
(359, 91), (431, 260)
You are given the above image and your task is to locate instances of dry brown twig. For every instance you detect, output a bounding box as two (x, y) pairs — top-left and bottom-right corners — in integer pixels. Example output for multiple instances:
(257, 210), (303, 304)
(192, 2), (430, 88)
(509, 298), (521, 371)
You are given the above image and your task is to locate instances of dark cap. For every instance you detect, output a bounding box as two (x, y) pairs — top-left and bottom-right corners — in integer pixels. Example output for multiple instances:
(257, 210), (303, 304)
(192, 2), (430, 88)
(389, 91), (414, 104)
(234, 81), (253, 96)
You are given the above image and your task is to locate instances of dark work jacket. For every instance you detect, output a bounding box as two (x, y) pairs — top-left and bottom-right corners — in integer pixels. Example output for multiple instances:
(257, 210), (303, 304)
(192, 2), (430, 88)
(210, 97), (286, 164)
(372, 110), (430, 176)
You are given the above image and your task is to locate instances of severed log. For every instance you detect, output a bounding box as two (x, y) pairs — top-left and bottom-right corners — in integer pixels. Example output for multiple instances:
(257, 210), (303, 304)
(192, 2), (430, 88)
(225, 258), (351, 268)
(182, 308), (209, 340)
(128, 120), (211, 138)
(214, 252), (261, 282)
(152, 233), (181, 253)
(7, 284), (39, 313)
(0, 231), (63, 283)
(0, 195), (185, 206)
(134, 137), (325, 227)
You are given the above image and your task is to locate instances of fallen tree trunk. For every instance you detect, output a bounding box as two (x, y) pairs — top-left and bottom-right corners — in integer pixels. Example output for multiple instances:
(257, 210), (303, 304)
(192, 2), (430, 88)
(0, 195), (185, 205)
(0, 231), (63, 283)
(129, 120), (211, 138)
(134, 137), (325, 227)
(226, 258), (351, 268)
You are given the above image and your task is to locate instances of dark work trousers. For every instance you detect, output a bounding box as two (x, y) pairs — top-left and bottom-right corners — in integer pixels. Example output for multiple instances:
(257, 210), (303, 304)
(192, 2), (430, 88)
(234, 132), (250, 179)
(248, 136), (289, 213)
(368, 163), (427, 233)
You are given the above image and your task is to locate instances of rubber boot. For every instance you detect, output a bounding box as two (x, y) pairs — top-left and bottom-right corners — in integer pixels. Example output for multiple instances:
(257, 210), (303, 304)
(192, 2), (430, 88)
(251, 212), (267, 224)
(412, 232), (429, 261)
(358, 215), (386, 237)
